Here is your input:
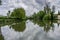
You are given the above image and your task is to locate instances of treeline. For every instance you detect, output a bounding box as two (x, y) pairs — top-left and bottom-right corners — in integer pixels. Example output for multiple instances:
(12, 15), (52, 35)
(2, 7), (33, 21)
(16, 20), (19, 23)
(30, 4), (57, 20)
(0, 0), (58, 20)
(0, 3), (58, 20)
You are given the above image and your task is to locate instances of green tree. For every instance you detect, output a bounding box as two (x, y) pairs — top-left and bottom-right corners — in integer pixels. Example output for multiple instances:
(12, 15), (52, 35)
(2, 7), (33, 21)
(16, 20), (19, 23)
(10, 8), (26, 19)
(37, 11), (45, 20)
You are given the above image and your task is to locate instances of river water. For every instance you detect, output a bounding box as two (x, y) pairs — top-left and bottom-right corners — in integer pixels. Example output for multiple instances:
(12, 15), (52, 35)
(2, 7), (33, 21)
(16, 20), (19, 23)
(0, 20), (60, 40)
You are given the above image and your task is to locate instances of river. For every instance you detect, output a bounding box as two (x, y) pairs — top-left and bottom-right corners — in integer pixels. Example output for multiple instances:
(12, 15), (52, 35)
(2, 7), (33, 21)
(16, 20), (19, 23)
(0, 20), (60, 40)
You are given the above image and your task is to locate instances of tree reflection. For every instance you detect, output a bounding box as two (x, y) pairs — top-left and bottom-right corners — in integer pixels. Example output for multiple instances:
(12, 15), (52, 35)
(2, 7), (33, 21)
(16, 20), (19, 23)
(0, 20), (26, 40)
(0, 35), (4, 40)
(10, 21), (26, 32)
(0, 19), (26, 32)
(32, 20), (57, 32)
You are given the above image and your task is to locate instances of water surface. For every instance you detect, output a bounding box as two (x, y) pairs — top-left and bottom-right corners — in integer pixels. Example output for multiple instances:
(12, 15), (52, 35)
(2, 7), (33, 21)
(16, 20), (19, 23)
(0, 20), (60, 40)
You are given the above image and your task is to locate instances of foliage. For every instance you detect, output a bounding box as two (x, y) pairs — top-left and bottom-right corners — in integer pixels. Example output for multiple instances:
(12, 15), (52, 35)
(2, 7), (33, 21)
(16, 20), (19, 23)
(30, 3), (56, 20)
(10, 8), (26, 19)
(0, 35), (4, 40)
(43, 14), (51, 20)
(31, 19), (55, 32)
(11, 21), (26, 32)
(31, 11), (45, 20)
(37, 11), (45, 20)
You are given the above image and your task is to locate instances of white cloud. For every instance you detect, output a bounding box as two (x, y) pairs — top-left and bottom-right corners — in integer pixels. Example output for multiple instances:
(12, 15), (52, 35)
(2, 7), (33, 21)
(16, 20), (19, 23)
(0, 0), (46, 16)
(0, 0), (60, 16)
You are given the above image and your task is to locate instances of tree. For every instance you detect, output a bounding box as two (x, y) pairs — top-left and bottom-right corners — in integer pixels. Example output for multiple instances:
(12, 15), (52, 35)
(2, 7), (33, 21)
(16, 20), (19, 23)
(37, 11), (45, 20)
(10, 8), (26, 19)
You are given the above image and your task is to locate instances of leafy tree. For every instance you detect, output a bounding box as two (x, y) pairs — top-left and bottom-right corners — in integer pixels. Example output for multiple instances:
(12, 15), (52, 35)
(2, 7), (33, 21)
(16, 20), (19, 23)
(37, 11), (45, 20)
(10, 8), (26, 19)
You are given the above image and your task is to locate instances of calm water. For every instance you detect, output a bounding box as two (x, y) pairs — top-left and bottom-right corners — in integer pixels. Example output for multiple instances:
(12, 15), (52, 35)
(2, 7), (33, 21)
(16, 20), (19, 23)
(0, 20), (60, 40)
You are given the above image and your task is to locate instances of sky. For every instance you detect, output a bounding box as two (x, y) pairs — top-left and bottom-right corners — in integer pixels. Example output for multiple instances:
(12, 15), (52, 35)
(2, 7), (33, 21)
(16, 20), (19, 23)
(0, 0), (60, 16)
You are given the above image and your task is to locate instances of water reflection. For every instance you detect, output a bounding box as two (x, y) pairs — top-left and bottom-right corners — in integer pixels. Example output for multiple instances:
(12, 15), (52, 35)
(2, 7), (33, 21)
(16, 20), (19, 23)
(31, 20), (57, 32)
(10, 21), (26, 32)
(0, 20), (26, 40)
(0, 20), (60, 40)
(0, 34), (4, 40)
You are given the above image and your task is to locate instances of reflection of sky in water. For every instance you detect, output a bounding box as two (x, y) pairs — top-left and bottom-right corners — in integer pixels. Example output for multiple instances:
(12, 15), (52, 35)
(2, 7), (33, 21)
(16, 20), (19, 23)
(0, 20), (60, 40)
(0, 0), (60, 16)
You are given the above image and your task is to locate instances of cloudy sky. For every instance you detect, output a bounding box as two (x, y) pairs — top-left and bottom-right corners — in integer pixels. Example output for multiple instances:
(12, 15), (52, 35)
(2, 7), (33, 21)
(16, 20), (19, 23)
(0, 0), (60, 16)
